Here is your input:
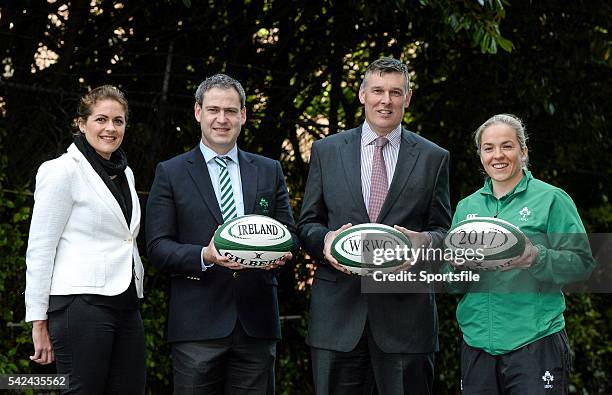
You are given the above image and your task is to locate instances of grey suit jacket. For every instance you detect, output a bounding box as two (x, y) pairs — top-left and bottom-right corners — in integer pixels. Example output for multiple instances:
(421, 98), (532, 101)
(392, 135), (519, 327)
(298, 126), (451, 353)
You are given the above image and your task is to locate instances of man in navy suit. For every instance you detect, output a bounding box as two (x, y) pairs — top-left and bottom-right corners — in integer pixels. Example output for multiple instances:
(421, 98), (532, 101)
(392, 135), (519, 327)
(146, 73), (297, 394)
(298, 57), (451, 394)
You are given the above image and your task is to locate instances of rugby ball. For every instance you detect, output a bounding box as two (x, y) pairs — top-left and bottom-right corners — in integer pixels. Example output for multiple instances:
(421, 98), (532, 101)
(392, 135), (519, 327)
(444, 217), (526, 270)
(214, 214), (293, 268)
(331, 223), (412, 275)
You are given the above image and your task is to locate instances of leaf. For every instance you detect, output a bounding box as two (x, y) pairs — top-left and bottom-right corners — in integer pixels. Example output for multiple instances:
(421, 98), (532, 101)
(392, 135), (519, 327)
(496, 36), (515, 52)
(449, 15), (459, 30)
(488, 38), (498, 54)
(480, 34), (492, 53)
(473, 27), (485, 44)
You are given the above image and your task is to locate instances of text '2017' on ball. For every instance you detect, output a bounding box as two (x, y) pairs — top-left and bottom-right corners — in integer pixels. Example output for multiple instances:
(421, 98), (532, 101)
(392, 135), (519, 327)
(444, 217), (526, 270)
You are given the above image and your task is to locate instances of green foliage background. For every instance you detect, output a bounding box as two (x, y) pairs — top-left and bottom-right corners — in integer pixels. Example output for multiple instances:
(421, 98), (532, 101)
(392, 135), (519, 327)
(1, 1), (610, 393)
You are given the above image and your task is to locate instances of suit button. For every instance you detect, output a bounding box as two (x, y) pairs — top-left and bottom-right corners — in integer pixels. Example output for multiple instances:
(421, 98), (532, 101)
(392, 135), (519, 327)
(127, 237), (133, 243)
(233, 272), (239, 278)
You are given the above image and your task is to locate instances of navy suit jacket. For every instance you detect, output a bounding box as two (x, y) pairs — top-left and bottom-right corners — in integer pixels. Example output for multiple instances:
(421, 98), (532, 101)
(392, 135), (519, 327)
(146, 146), (297, 342)
(298, 126), (451, 353)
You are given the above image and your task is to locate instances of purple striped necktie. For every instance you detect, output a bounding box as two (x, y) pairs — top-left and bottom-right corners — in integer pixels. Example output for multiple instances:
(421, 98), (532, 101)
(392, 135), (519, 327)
(368, 136), (389, 222)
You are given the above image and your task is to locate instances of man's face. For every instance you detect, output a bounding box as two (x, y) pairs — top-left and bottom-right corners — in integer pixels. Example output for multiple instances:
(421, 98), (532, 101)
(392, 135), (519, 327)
(194, 87), (246, 154)
(359, 71), (411, 136)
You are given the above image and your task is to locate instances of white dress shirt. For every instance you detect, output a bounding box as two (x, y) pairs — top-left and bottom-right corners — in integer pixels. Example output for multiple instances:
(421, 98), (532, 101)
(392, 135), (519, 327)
(199, 141), (244, 270)
(199, 141), (245, 216)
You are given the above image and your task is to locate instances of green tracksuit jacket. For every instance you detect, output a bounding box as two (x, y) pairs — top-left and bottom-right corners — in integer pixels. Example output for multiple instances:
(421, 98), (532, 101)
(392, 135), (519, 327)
(446, 170), (595, 355)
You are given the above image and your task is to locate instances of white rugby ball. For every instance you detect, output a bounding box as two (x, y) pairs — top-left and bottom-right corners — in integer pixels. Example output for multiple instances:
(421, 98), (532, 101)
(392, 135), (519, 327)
(331, 223), (412, 275)
(444, 217), (526, 270)
(214, 214), (293, 268)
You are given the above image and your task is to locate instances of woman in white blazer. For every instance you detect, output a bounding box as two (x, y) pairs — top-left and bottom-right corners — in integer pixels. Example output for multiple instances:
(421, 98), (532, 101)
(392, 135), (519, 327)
(25, 85), (145, 394)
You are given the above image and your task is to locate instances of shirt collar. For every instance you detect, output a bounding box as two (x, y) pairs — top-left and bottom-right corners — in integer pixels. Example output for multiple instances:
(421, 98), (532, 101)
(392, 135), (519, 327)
(361, 121), (402, 148)
(480, 169), (533, 197)
(200, 141), (239, 165)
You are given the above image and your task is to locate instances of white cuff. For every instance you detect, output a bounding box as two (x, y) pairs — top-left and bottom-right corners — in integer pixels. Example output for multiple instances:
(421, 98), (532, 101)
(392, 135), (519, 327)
(323, 230), (333, 255)
(200, 247), (214, 271)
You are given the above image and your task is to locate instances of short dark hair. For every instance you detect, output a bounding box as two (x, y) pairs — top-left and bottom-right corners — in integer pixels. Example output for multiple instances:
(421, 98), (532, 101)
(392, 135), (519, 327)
(195, 73), (246, 108)
(360, 57), (410, 93)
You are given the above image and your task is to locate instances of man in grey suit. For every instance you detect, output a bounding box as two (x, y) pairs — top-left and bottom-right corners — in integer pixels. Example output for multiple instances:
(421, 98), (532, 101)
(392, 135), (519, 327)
(298, 57), (451, 394)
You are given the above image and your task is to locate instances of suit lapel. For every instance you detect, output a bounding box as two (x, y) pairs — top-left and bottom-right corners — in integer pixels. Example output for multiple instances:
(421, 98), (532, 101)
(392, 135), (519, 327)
(185, 147), (223, 224)
(377, 128), (420, 222)
(69, 145), (130, 231)
(239, 150), (258, 214)
(339, 128), (369, 222)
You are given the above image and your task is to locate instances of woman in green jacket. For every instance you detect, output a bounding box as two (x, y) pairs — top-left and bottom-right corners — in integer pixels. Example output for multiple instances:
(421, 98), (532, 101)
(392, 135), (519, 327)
(448, 114), (595, 394)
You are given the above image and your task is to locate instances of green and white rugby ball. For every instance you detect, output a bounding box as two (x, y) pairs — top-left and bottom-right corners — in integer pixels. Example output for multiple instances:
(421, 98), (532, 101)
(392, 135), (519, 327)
(331, 223), (412, 275)
(444, 216), (526, 270)
(214, 214), (293, 268)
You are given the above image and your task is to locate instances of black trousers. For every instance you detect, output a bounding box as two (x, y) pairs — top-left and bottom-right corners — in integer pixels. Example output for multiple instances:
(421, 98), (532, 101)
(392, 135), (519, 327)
(460, 330), (571, 395)
(48, 296), (146, 395)
(171, 321), (276, 395)
(311, 322), (434, 395)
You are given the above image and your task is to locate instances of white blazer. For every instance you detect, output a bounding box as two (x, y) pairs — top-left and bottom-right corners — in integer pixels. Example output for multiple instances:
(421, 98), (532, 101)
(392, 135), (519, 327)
(25, 144), (144, 322)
